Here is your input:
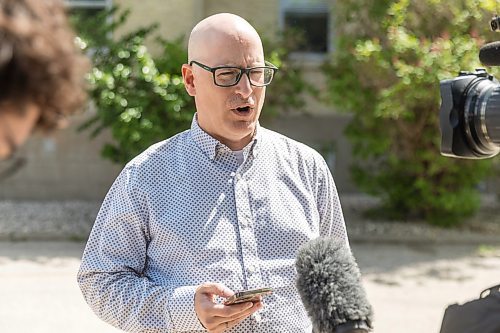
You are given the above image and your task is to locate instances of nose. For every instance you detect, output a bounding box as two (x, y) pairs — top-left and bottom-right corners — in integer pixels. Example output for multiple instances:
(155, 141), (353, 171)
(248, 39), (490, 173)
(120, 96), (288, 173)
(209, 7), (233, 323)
(234, 73), (253, 98)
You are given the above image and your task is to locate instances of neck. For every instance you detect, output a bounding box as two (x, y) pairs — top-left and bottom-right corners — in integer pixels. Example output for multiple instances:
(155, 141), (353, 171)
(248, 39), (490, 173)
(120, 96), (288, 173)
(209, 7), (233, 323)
(195, 115), (256, 151)
(222, 135), (253, 151)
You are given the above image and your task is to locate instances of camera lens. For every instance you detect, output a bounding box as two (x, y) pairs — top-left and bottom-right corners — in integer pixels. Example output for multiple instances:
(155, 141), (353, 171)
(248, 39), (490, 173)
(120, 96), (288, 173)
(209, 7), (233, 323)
(463, 78), (500, 156)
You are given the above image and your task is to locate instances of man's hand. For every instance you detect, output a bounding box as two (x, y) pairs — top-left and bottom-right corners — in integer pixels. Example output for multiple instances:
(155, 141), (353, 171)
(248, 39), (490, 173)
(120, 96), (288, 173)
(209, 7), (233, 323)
(194, 283), (263, 332)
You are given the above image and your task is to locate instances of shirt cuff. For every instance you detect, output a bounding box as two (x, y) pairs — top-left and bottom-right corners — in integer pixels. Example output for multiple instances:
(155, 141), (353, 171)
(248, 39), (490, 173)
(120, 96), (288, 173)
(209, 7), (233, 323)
(168, 285), (206, 332)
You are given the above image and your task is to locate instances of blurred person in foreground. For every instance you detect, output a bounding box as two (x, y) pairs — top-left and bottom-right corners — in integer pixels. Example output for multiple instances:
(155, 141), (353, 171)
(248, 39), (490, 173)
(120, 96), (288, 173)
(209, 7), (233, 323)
(78, 13), (348, 333)
(0, 0), (88, 161)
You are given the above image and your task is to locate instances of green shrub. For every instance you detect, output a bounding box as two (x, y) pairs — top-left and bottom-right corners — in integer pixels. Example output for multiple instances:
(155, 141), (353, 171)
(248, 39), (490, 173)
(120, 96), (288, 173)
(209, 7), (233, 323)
(72, 8), (193, 164)
(325, 0), (500, 226)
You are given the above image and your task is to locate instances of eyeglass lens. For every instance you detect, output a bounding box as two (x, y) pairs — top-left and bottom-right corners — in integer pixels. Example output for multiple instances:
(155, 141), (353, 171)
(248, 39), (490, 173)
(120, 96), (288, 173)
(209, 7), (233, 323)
(214, 67), (274, 86)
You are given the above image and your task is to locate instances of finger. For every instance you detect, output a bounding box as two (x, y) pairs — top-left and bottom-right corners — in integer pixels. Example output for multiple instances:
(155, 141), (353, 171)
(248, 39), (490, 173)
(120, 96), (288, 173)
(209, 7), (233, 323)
(227, 301), (263, 322)
(223, 304), (264, 332)
(210, 318), (242, 333)
(207, 302), (262, 331)
(215, 301), (255, 318)
(225, 317), (246, 331)
(223, 302), (263, 321)
(197, 282), (234, 298)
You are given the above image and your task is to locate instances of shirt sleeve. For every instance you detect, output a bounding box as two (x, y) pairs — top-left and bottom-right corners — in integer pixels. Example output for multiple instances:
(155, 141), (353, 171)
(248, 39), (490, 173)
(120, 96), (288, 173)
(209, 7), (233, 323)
(316, 157), (349, 244)
(77, 165), (205, 332)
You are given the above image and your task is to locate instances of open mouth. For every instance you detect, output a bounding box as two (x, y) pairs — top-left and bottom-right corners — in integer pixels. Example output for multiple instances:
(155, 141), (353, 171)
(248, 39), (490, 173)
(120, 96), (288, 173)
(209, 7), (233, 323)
(233, 106), (252, 115)
(236, 106), (251, 112)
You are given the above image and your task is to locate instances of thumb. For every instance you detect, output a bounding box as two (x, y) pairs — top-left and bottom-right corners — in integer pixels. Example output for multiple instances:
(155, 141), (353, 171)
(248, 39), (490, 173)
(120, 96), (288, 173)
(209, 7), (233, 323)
(197, 282), (234, 298)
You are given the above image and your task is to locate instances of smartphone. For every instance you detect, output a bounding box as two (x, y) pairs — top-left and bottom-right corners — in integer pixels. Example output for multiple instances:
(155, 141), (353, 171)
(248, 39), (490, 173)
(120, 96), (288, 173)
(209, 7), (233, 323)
(224, 287), (273, 305)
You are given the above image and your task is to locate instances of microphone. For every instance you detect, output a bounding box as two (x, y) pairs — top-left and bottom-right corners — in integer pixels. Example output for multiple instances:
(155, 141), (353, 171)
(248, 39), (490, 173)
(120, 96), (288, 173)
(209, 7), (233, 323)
(295, 237), (373, 333)
(479, 41), (500, 66)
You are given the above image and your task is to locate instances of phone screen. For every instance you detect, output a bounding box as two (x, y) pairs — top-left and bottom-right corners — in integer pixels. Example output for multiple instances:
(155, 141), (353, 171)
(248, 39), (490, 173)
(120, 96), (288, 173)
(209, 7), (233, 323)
(224, 287), (273, 305)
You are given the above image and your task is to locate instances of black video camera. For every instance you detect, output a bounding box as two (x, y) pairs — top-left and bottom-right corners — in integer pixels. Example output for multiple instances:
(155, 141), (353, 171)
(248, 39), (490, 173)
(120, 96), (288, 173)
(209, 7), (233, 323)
(439, 16), (500, 159)
(439, 69), (500, 159)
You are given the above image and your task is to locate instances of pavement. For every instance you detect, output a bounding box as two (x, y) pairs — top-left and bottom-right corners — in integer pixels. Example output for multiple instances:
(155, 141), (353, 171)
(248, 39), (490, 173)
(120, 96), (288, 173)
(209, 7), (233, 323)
(0, 197), (499, 333)
(356, 242), (500, 333)
(1, 241), (500, 333)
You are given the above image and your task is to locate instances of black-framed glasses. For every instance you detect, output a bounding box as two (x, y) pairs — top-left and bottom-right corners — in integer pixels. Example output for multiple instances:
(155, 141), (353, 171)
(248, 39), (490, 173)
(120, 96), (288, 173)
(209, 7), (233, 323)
(189, 60), (278, 87)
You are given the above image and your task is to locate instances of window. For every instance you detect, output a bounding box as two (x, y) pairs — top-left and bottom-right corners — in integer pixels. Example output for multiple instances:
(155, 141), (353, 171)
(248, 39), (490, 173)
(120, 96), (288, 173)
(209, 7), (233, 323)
(65, 0), (112, 46)
(65, 0), (111, 21)
(66, 0), (110, 8)
(280, 0), (331, 58)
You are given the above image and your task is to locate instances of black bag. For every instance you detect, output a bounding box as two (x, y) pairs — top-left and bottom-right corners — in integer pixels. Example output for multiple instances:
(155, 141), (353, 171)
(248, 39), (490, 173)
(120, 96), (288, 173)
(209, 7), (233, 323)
(440, 284), (500, 333)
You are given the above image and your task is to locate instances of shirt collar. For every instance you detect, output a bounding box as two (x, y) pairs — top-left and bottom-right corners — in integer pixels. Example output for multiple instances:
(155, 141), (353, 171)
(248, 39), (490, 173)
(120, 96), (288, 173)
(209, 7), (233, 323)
(190, 113), (262, 161)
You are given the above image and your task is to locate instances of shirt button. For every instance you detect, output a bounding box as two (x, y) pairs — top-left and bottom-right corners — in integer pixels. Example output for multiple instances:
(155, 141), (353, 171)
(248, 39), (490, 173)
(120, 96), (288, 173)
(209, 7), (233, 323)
(247, 265), (257, 274)
(253, 313), (262, 322)
(235, 174), (242, 181)
(230, 172), (236, 177)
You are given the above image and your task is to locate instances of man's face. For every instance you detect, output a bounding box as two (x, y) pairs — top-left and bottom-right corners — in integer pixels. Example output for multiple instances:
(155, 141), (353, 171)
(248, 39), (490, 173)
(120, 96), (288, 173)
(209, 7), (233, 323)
(183, 30), (266, 150)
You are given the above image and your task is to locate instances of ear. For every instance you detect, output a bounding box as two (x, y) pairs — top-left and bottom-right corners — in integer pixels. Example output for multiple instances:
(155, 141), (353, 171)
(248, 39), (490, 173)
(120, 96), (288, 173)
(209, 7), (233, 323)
(182, 64), (196, 96)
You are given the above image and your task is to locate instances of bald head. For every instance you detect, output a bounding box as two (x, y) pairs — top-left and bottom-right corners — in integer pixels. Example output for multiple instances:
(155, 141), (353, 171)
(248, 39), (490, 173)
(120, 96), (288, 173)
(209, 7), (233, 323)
(188, 13), (263, 64)
(182, 13), (269, 151)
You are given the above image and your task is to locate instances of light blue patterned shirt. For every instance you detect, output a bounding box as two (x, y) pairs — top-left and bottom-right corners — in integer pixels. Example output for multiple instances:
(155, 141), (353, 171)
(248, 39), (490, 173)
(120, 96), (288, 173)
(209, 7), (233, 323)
(78, 114), (348, 332)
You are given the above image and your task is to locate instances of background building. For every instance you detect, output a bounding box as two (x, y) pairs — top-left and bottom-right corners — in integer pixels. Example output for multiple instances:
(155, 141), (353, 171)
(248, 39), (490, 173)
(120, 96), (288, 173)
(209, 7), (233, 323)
(0, 0), (357, 201)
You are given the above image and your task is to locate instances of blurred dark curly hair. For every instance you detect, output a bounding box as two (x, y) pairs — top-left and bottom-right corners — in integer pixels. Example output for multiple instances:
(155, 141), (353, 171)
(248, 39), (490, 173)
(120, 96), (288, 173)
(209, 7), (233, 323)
(0, 0), (89, 130)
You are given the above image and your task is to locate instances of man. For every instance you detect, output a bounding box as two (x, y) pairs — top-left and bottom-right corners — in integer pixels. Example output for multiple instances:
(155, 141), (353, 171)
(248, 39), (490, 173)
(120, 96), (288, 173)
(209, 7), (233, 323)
(0, 0), (88, 160)
(78, 13), (348, 333)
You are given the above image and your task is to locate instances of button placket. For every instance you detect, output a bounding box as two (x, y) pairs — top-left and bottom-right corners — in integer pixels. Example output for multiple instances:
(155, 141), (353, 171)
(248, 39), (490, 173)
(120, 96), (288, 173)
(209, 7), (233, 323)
(233, 173), (262, 289)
